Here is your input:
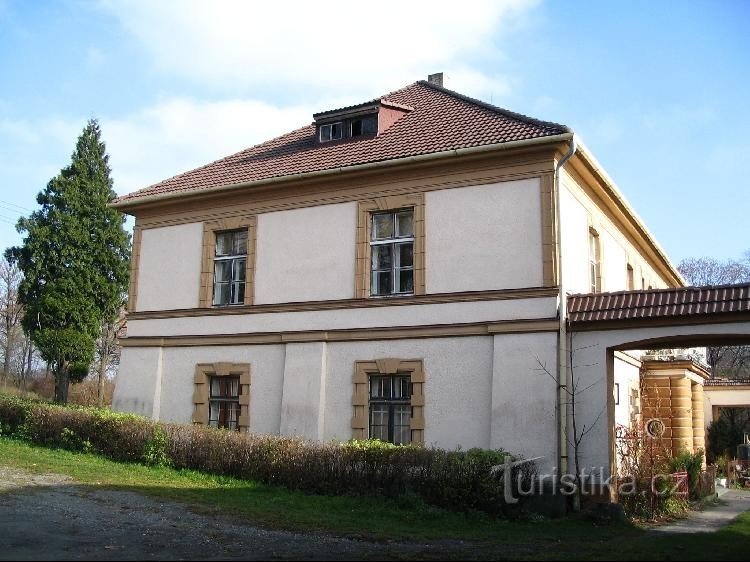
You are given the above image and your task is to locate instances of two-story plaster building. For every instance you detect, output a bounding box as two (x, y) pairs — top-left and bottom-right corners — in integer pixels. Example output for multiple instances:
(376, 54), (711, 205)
(112, 76), (688, 475)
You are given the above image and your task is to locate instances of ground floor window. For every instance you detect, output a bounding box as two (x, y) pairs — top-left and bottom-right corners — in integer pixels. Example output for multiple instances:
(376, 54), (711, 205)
(208, 375), (240, 430)
(352, 358), (425, 445)
(369, 374), (411, 444)
(193, 362), (251, 432)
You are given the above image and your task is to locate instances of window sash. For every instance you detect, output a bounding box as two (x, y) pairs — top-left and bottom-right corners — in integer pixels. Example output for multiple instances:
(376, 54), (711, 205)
(368, 375), (411, 444)
(370, 210), (415, 296)
(213, 230), (247, 306)
(208, 375), (240, 431)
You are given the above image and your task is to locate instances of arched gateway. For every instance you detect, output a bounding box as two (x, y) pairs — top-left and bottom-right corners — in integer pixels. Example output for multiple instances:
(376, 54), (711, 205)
(567, 282), (750, 501)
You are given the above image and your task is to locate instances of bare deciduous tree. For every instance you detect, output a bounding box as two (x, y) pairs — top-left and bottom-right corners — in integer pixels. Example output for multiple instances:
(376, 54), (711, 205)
(0, 257), (24, 387)
(678, 252), (750, 379)
(537, 337), (604, 511)
(93, 306), (126, 407)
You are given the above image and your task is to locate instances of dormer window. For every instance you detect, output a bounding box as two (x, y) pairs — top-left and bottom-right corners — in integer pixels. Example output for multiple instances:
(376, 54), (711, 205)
(350, 115), (378, 138)
(313, 100), (412, 145)
(320, 122), (343, 142)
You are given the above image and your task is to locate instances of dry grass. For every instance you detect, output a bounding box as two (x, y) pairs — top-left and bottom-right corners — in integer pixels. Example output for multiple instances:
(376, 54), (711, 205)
(26, 376), (115, 407)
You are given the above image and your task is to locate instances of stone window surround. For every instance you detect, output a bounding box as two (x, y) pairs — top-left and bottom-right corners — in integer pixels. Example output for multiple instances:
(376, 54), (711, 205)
(588, 222), (602, 292)
(355, 194), (425, 299)
(352, 358), (425, 445)
(199, 216), (257, 308)
(193, 362), (251, 431)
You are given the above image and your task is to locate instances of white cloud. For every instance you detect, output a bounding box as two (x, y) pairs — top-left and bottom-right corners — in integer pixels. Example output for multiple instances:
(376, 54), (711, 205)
(99, 0), (538, 100)
(102, 97), (313, 194)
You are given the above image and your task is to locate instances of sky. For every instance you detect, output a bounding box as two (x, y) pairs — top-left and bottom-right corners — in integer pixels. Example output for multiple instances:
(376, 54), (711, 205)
(0, 0), (748, 264)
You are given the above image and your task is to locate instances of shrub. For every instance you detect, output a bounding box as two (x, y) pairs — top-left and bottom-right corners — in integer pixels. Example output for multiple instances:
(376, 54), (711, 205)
(0, 395), (535, 516)
(669, 448), (705, 499)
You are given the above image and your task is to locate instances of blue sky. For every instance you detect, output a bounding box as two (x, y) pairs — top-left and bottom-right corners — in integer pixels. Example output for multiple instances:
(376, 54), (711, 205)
(1, 0), (748, 264)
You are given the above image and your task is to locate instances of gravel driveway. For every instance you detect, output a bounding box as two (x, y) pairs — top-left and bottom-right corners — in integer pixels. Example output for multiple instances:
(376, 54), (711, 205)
(0, 467), (474, 560)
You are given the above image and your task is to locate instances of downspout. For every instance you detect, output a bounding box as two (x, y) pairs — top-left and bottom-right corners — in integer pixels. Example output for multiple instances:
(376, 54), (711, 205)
(554, 135), (576, 480)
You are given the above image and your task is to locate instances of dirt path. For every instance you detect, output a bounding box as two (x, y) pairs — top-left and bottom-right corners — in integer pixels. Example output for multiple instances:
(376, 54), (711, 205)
(0, 467), (472, 560)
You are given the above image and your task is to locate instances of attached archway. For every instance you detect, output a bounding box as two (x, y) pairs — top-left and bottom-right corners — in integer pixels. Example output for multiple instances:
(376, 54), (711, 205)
(566, 283), (750, 500)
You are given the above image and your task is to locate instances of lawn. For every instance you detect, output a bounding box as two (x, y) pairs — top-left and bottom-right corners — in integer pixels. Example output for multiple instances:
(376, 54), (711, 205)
(1, 437), (748, 560)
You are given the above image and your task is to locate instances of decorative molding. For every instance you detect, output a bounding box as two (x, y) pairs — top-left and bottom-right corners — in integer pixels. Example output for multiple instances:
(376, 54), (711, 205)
(131, 151), (556, 229)
(120, 318), (560, 348)
(127, 226), (143, 313)
(352, 358), (425, 444)
(198, 216), (257, 308)
(128, 286), (559, 320)
(540, 173), (556, 287)
(192, 362), (251, 431)
(355, 193), (425, 298)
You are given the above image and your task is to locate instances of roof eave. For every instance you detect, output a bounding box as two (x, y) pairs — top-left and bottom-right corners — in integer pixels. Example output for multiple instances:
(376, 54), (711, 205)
(569, 140), (685, 288)
(110, 132), (573, 212)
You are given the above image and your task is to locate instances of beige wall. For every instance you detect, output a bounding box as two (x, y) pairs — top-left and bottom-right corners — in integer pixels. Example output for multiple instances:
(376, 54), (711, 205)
(703, 387), (750, 428)
(115, 331), (561, 460)
(136, 223), (203, 311)
(112, 346), (163, 418)
(425, 179), (543, 293)
(254, 203), (357, 304)
(614, 354), (641, 429)
(324, 337), (495, 449)
(126, 296), (558, 338)
(490, 332), (558, 472)
(560, 169), (671, 293)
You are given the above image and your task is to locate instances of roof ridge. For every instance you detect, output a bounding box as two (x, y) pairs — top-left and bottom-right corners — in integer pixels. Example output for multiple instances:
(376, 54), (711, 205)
(416, 80), (571, 134)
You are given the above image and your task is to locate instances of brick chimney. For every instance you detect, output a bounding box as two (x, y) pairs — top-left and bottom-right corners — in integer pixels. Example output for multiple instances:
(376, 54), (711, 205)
(427, 72), (443, 87)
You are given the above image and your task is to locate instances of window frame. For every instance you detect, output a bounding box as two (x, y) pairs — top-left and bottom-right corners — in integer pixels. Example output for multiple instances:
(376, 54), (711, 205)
(355, 194), (425, 299)
(212, 229), (248, 306)
(319, 122), (343, 142)
(352, 358), (425, 445)
(193, 362), (251, 432)
(199, 217), (256, 308)
(208, 374), (241, 430)
(369, 209), (415, 297)
(368, 374), (412, 444)
(589, 227), (602, 293)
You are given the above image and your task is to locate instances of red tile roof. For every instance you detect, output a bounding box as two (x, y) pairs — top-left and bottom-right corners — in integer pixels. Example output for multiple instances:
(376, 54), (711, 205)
(114, 81), (569, 206)
(568, 283), (750, 325)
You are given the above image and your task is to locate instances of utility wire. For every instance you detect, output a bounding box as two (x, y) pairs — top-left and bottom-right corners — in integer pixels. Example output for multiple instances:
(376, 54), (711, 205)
(0, 199), (33, 212)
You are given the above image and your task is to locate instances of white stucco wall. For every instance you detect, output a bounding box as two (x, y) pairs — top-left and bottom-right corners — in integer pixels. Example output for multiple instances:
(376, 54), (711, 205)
(425, 179), (543, 293)
(703, 388), (750, 428)
(127, 296), (558, 338)
(324, 337), (495, 449)
(560, 169), (671, 293)
(136, 223), (203, 311)
(113, 347), (163, 418)
(560, 187), (590, 294)
(155, 345), (286, 434)
(279, 342), (328, 440)
(115, 333), (567, 463)
(613, 355), (641, 429)
(490, 332), (558, 472)
(254, 202), (357, 304)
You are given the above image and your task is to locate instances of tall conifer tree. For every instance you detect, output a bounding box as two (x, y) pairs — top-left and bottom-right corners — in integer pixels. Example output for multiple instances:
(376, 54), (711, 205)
(6, 119), (130, 403)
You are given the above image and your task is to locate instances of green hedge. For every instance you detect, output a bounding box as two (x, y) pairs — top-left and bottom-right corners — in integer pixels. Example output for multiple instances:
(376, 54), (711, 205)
(0, 395), (535, 515)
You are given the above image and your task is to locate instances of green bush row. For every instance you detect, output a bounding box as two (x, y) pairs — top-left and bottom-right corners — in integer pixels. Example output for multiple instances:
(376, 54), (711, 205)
(0, 394), (535, 516)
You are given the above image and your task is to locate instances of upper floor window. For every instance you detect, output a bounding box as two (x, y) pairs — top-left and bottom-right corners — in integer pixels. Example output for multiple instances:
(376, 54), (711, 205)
(626, 264), (635, 291)
(369, 374), (411, 444)
(208, 375), (240, 430)
(370, 209), (414, 296)
(213, 230), (247, 306)
(589, 228), (601, 293)
(319, 122), (343, 142)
